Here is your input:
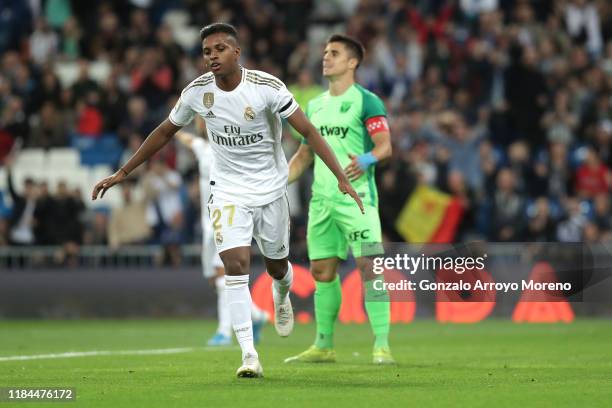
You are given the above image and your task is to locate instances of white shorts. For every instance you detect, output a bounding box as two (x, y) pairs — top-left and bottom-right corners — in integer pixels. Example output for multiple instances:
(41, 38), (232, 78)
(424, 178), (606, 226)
(208, 194), (290, 259)
(202, 223), (224, 278)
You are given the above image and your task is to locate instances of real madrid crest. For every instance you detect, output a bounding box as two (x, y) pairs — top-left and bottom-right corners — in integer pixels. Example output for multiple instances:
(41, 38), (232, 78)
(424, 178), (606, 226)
(244, 106), (256, 121)
(203, 92), (214, 109)
(215, 231), (223, 245)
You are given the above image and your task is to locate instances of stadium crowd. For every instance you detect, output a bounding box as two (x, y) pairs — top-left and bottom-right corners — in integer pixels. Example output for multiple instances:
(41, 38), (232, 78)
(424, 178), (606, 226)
(0, 0), (611, 264)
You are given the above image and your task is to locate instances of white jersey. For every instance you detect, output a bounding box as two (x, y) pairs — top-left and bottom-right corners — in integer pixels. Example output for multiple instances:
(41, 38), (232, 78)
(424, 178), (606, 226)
(169, 68), (299, 207)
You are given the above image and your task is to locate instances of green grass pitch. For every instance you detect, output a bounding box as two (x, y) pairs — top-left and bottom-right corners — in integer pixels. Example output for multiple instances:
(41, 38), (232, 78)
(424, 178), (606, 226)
(0, 319), (610, 407)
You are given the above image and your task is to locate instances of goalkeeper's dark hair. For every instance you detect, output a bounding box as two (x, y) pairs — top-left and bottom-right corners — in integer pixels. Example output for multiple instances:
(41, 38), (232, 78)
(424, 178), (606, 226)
(327, 34), (365, 68)
(200, 23), (239, 42)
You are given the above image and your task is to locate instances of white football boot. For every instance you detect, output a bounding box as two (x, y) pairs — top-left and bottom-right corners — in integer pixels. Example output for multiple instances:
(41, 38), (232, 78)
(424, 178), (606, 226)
(272, 283), (294, 337)
(236, 353), (264, 378)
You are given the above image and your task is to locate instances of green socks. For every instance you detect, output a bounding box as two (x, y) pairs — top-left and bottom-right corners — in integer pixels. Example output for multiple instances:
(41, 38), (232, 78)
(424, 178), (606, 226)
(314, 276), (342, 349)
(313, 275), (390, 350)
(365, 276), (390, 349)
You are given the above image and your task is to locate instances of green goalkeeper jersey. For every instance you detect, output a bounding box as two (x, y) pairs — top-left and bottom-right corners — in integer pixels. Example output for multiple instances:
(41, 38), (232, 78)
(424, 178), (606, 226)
(304, 83), (387, 207)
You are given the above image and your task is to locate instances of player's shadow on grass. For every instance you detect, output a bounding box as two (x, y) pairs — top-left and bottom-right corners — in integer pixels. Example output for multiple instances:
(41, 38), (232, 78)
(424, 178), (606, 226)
(316, 358), (439, 369)
(256, 375), (432, 388)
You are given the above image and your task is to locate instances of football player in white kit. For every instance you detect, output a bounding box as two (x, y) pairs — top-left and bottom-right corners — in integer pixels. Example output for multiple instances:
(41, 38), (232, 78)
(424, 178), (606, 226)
(175, 120), (269, 347)
(92, 22), (363, 378)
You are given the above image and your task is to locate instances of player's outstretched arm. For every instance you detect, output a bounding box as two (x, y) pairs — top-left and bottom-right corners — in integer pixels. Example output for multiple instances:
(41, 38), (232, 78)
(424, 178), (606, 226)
(287, 143), (314, 184)
(287, 108), (364, 213)
(91, 119), (182, 200)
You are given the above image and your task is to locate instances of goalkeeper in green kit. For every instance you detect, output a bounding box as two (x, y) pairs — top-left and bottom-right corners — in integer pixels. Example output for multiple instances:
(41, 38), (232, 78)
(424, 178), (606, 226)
(285, 34), (394, 364)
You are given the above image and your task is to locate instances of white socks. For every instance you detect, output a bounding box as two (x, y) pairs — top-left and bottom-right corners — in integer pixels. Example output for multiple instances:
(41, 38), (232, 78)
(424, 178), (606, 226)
(225, 274), (257, 359)
(214, 276), (232, 337)
(217, 276), (267, 333)
(273, 262), (293, 303)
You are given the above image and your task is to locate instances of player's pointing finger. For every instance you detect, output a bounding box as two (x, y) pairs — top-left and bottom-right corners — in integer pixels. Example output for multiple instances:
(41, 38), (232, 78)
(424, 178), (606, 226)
(91, 182), (102, 200)
(352, 190), (365, 214)
(341, 184), (364, 214)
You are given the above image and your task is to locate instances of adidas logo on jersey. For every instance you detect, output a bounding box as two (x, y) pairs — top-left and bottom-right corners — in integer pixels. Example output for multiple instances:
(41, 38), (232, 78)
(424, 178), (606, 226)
(205, 111), (216, 118)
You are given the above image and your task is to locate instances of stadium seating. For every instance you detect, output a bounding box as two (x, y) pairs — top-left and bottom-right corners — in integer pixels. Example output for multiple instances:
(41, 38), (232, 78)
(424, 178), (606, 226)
(70, 134), (123, 167)
(14, 148), (46, 169)
(54, 60), (112, 88)
(47, 148), (80, 169)
(4, 147), (122, 209)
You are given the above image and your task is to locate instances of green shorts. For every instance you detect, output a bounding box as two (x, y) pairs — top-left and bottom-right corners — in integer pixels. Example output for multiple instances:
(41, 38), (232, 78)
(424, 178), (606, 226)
(307, 196), (383, 260)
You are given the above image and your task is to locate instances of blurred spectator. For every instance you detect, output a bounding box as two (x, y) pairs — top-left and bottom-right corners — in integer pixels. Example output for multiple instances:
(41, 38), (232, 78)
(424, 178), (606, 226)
(71, 60), (99, 101)
(12, 64), (36, 110)
(6, 163), (38, 245)
(582, 93), (612, 139)
(536, 142), (573, 201)
(119, 97), (154, 145)
(108, 180), (152, 249)
(591, 120), (612, 166)
(156, 25), (183, 82)
(406, 2), (454, 45)
(131, 48), (173, 110)
(557, 197), (588, 242)
(56, 88), (76, 134)
(564, 0), (603, 56)
(541, 89), (579, 145)
(45, 0), (72, 30)
(87, 7), (124, 60)
(126, 8), (153, 48)
(504, 46), (547, 146)
(592, 193), (611, 233)
(182, 177), (203, 246)
(52, 181), (85, 246)
(28, 101), (68, 148)
(575, 146), (611, 199)
(444, 170), (476, 240)
(287, 42), (312, 80)
(479, 139), (501, 197)
(29, 18), (58, 65)
(434, 111), (486, 191)
(1, 96), (28, 145)
(31, 70), (62, 112)
(75, 91), (103, 136)
(0, 217), (8, 246)
(60, 16), (82, 60)
(33, 181), (55, 245)
(489, 168), (525, 241)
(582, 221), (601, 243)
(0, 2), (33, 53)
(100, 73), (128, 133)
(378, 157), (416, 242)
(84, 210), (109, 246)
(506, 140), (531, 195)
(526, 197), (558, 241)
(143, 160), (184, 248)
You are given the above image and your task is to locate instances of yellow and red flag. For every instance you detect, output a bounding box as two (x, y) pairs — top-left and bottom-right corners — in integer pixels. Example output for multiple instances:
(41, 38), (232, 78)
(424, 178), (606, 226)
(395, 184), (464, 243)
